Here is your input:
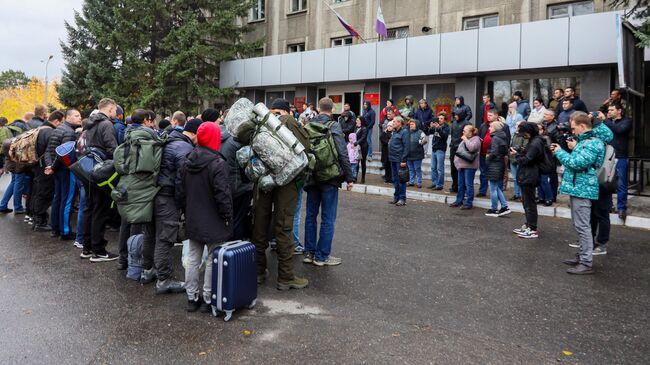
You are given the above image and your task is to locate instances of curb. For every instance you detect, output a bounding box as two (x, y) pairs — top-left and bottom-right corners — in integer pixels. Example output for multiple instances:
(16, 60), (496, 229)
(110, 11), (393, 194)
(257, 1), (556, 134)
(347, 183), (650, 231)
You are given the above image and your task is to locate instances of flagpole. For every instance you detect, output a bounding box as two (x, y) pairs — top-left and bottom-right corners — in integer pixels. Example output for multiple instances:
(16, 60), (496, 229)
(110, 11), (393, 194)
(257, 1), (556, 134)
(321, 0), (367, 43)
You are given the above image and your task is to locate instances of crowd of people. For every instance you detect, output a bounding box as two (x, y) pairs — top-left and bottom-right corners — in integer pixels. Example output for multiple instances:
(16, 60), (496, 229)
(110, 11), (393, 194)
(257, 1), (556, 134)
(372, 87), (632, 275)
(0, 97), (354, 313)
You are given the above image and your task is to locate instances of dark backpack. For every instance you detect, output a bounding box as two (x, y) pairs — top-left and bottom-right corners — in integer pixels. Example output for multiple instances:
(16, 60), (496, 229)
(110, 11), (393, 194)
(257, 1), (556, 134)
(304, 121), (340, 183)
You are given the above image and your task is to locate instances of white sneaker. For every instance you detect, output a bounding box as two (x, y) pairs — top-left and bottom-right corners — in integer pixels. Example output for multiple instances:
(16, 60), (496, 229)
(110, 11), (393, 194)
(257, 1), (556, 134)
(517, 228), (539, 239)
(73, 241), (83, 249)
(592, 246), (607, 255)
(568, 241), (580, 248)
(512, 224), (528, 235)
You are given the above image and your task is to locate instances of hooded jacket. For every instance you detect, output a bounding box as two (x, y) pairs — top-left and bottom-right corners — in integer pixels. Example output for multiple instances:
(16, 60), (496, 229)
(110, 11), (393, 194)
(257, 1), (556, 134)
(555, 129), (606, 200)
(515, 131), (546, 187)
(362, 101), (376, 130)
(414, 105), (433, 134)
(452, 96), (472, 124)
(113, 119), (127, 145)
(84, 112), (118, 158)
(157, 129), (194, 207)
(44, 121), (78, 168)
(218, 125), (253, 198)
(306, 113), (354, 187)
(182, 123), (233, 243)
(485, 129), (509, 181)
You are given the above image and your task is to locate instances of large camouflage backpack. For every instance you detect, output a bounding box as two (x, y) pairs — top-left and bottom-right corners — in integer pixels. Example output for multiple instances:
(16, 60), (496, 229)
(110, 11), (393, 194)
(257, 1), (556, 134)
(8, 126), (45, 166)
(111, 127), (167, 224)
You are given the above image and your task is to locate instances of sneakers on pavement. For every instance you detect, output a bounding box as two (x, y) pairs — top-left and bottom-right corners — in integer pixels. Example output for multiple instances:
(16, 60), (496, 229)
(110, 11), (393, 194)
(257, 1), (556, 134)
(312, 256), (342, 267)
(33, 224), (52, 232)
(512, 224), (528, 235)
(517, 228), (539, 239)
(80, 250), (93, 259)
(0, 208), (13, 214)
(293, 245), (305, 255)
(89, 252), (119, 263)
(155, 279), (185, 294)
(485, 209), (500, 217)
(140, 268), (157, 284)
(592, 246), (607, 256)
(303, 252), (314, 264)
(567, 264), (594, 275)
(568, 241), (580, 248)
(277, 276), (309, 291)
(73, 241), (84, 249)
(498, 207), (512, 217)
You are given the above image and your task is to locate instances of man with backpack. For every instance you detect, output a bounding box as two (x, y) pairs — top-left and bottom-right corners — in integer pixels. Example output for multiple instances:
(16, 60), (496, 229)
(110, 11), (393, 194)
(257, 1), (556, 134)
(551, 112), (606, 275)
(43, 109), (82, 240)
(303, 97), (354, 267)
(81, 98), (119, 263)
(31, 110), (64, 232)
(27, 105), (47, 130)
(251, 99), (311, 289)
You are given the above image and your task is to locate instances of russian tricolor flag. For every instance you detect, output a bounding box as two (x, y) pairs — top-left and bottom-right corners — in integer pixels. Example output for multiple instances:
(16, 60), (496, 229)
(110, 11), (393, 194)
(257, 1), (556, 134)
(334, 11), (360, 39)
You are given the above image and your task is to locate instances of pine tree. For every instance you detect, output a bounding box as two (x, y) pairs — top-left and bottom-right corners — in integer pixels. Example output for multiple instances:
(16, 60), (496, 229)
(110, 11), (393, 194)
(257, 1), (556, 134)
(609, 0), (650, 47)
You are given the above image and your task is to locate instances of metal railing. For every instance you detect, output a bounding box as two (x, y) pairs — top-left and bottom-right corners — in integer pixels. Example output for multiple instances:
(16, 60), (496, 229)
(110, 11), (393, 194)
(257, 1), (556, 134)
(629, 157), (650, 197)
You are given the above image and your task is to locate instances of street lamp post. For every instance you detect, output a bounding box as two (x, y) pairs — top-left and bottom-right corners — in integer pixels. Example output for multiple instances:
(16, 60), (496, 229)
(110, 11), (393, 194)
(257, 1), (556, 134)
(43, 55), (53, 105)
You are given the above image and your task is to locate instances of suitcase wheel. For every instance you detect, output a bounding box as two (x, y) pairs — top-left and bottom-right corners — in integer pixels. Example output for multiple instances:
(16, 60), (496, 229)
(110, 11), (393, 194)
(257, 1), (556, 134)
(247, 299), (257, 309)
(223, 310), (233, 322)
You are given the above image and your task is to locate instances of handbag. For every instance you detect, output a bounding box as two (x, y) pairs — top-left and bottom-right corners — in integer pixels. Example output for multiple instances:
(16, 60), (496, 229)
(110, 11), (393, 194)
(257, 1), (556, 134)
(455, 141), (478, 163)
(398, 166), (410, 183)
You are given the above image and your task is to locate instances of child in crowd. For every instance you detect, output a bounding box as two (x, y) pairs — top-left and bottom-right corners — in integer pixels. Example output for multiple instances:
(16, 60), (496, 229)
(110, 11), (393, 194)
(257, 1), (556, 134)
(347, 132), (359, 179)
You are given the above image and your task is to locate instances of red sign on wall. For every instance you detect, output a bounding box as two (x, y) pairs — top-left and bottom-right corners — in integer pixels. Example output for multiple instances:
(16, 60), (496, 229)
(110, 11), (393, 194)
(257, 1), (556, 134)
(294, 96), (306, 111)
(364, 93), (380, 106)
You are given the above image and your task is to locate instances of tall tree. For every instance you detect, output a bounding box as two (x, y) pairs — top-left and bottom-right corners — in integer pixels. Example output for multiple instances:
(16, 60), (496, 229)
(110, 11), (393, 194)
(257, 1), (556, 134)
(609, 0), (650, 47)
(0, 70), (30, 89)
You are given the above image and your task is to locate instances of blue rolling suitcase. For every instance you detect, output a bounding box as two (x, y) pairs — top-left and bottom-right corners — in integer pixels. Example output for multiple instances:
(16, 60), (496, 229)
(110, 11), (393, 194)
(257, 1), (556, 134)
(211, 240), (257, 321)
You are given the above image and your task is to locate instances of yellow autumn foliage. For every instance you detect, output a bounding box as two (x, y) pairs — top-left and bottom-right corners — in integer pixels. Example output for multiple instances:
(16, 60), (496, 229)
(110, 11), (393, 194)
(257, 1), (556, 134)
(0, 78), (63, 122)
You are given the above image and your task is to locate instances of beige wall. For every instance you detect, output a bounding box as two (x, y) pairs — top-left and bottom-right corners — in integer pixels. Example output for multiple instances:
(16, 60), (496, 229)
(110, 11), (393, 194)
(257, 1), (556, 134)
(243, 0), (616, 55)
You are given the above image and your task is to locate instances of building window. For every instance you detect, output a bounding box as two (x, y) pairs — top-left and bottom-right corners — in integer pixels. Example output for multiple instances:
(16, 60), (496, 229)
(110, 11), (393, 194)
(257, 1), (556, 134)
(386, 26), (409, 40)
(331, 36), (353, 47)
(250, 0), (265, 21)
(291, 0), (307, 12)
(288, 43), (305, 53)
(333, 0), (350, 3)
(463, 14), (498, 30)
(548, 1), (594, 19)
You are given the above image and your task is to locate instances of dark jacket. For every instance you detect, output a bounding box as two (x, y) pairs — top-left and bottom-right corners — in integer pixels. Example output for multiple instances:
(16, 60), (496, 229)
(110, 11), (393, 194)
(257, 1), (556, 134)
(406, 128), (425, 161)
(218, 126), (253, 199)
(557, 108), (575, 126)
(428, 122), (450, 152)
(35, 121), (55, 162)
(182, 146), (233, 243)
(450, 120), (470, 150)
(362, 102), (376, 130)
(85, 112), (118, 158)
(555, 96), (587, 115)
(307, 113), (354, 187)
(415, 106), (433, 133)
(388, 127), (409, 163)
(515, 135), (545, 186)
(485, 129), (509, 181)
(453, 96), (472, 123)
(604, 117), (632, 158)
(516, 99), (531, 120)
(477, 102), (496, 124)
(44, 122), (77, 168)
(354, 126), (368, 147)
(339, 113), (356, 138)
(113, 119), (127, 145)
(27, 117), (45, 130)
(157, 129), (194, 207)
(1, 139), (15, 172)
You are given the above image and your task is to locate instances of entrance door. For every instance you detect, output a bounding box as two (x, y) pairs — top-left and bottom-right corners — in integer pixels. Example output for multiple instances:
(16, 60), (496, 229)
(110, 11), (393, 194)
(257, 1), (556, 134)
(344, 92), (362, 117)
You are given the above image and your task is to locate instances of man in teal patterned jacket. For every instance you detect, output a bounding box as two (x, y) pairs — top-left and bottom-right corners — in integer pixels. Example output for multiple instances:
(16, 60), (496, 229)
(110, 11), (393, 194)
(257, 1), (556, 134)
(550, 112), (606, 275)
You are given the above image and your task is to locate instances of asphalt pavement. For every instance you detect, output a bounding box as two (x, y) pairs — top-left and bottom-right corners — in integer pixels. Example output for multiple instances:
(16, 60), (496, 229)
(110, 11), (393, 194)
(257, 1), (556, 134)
(0, 186), (649, 364)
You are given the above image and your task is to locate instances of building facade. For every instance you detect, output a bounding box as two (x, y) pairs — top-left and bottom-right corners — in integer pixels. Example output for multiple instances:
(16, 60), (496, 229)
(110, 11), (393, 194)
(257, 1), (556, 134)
(221, 0), (649, 157)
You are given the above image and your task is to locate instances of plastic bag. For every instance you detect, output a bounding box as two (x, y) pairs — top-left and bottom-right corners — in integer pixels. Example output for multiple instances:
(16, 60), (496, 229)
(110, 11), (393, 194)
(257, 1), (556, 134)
(181, 240), (209, 271)
(244, 155), (269, 182)
(236, 146), (253, 169)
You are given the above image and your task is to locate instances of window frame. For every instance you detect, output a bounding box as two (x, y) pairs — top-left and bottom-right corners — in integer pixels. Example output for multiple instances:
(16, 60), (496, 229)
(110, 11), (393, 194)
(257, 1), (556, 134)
(250, 0), (265, 22)
(331, 36), (354, 47)
(287, 43), (306, 53)
(386, 26), (409, 40)
(463, 14), (499, 30)
(290, 0), (307, 13)
(547, 1), (594, 19)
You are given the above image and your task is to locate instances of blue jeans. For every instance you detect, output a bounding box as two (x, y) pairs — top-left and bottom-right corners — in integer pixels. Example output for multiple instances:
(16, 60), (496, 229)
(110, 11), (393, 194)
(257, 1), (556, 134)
(510, 162), (521, 198)
(292, 188), (303, 248)
(75, 182), (86, 244)
(391, 162), (407, 202)
(616, 158), (628, 212)
(537, 174), (553, 201)
(51, 169), (77, 235)
(489, 180), (507, 210)
(430, 150), (445, 188)
(454, 168), (477, 206)
(351, 163), (359, 179)
(367, 127), (373, 157)
(0, 173), (25, 211)
(407, 159), (422, 185)
(479, 155), (488, 195)
(304, 184), (339, 261)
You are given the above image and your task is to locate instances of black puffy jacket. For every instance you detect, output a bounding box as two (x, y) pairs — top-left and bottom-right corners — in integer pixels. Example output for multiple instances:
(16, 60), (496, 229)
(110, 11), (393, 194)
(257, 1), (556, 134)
(450, 120), (470, 150)
(157, 129), (194, 208)
(485, 129), (509, 181)
(84, 112), (117, 158)
(44, 122), (78, 168)
(219, 126), (253, 198)
(182, 146), (233, 244)
(515, 135), (545, 186)
(35, 121), (55, 165)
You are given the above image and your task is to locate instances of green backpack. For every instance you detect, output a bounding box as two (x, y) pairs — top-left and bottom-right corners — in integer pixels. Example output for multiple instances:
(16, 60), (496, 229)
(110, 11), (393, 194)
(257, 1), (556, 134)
(304, 120), (340, 183)
(111, 128), (167, 224)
